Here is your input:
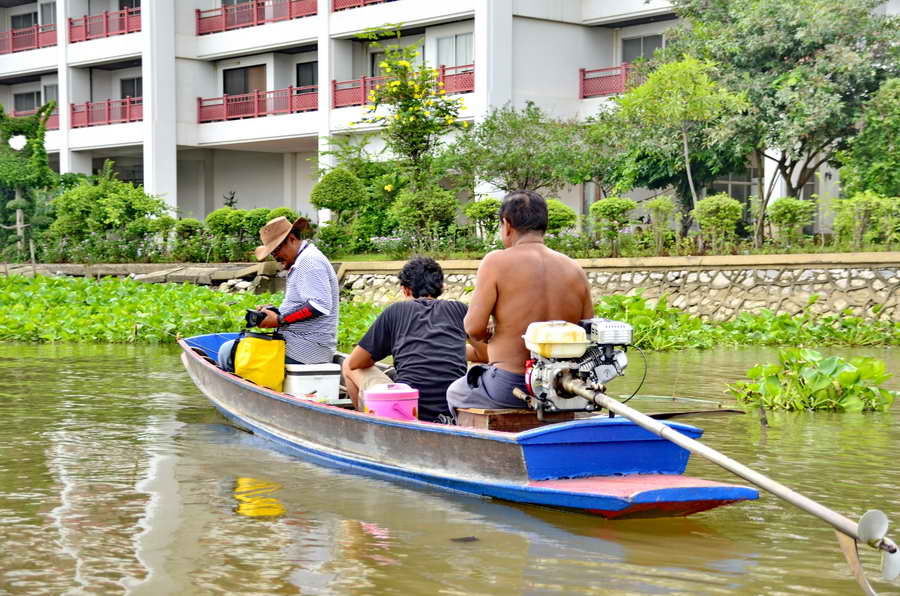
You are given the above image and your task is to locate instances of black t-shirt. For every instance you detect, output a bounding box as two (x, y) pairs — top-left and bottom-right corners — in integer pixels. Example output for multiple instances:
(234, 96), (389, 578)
(358, 298), (468, 422)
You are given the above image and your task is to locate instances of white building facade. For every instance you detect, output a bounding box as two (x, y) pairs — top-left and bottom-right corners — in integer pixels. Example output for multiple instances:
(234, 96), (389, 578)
(2, 0), (896, 222)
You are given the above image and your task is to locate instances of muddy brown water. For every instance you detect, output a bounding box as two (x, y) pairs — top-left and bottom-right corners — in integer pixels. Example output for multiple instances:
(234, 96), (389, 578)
(1, 343), (899, 595)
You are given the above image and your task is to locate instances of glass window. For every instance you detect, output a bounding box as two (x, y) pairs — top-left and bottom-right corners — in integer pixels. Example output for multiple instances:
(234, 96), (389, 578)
(223, 65), (265, 95)
(119, 0), (141, 9)
(622, 34), (663, 63)
(40, 3), (56, 25)
(43, 84), (58, 104)
(369, 51), (385, 76)
(222, 0), (241, 5)
(296, 61), (317, 91)
(456, 32), (473, 66)
(436, 33), (474, 67)
(437, 36), (453, 67)
(14, 91), (40, 112)
(11, 12), (38, 30)
(120, 77), (143, 98)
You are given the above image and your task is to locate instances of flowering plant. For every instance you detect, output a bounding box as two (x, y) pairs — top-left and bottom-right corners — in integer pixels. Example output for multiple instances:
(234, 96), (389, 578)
(355, 28), (467, 187)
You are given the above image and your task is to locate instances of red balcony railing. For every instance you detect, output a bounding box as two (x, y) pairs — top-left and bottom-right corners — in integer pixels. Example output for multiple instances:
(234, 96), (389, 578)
(0, 24), (56, 54)
(196, 0), (316, 35)
(70, 98), (143, 127)
(197, 86), (318, 122)
(332, 0), (396, 11)
(69, 7), (141, 43)
(332, 63), (474, 108)
(12, 107), (59, 130)
(580, 64), (642, 98)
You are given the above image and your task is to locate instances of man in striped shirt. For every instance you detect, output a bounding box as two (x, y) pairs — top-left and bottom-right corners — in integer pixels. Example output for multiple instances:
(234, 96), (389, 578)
(252, 216), (339, 364)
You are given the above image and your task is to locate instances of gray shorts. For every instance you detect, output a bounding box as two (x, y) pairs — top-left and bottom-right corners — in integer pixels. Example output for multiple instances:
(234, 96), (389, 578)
(446, 365), (529, 419)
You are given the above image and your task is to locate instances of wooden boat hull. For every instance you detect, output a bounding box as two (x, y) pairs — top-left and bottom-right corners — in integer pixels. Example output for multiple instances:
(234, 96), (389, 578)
(180, 334), (758, 518)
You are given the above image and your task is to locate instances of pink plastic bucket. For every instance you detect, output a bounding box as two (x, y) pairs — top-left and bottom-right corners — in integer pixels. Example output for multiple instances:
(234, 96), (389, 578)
(363, 383), (419, 421)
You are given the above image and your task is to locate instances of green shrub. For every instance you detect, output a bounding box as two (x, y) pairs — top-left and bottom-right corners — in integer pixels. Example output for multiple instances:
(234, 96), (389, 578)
(644, 195), (675, 255)
(267, 206), (299, 222)
(175, 217), (203, 239)
(391, 186), (458, 236)
(692, 192), (743, 253)
(728, 348), (897, 412)
(767, 197), (815, 247)
(463, 197), (502, 237)
(546, 199), (577, 234)
(205, 207), (237, 237)
(589, 196), (636, 257)
(310, 168), (367, 224)
(315, 224), (351, 258)
(833, 191), (897, 250)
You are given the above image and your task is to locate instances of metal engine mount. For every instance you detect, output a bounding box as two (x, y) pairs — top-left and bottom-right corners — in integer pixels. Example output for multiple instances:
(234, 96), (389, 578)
(523, 318), (633, 416)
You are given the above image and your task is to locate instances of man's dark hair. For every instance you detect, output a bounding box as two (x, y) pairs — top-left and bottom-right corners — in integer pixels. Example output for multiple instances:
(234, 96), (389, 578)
(398, 256), (444, 298)
(498, 190), (548, 234)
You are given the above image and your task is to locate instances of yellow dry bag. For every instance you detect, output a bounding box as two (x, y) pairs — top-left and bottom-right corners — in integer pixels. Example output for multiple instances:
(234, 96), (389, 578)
(234, 331), (286, 392)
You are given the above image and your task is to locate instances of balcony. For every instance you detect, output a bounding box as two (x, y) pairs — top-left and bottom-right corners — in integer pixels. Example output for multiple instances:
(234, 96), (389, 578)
(579, 64), (642, 98)
(0, 24), (56, 55)
(196, 0), (316, 36)
(70, 98), (143, 127)
(12, 107), (59, 130)
(332, 0), (397, 12)
(197, 86), (318, 122)
(69, 8), (141, 43)
(332, 64), (474, 108)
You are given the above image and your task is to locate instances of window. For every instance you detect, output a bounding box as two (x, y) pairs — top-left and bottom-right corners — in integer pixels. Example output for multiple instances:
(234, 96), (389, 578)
(436, 32), (473, 67)
(118, 0), (141, 9)
(222, 0), (242, 5)
(43, 84), (58, 104)
(120, 77), (142, 98)
(622, 34), (662, 64)
(369, 51), (385, 76)
(296, 61), (317, 92)
(223, 65), (266, 95)
(40, 3), (56, 25)
(705, 166), (762, 204)
(11, 12), (38, 30)
(14, 91), (40, 112)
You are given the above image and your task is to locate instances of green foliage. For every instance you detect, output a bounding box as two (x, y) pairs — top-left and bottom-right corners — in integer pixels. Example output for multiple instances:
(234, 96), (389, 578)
(267, 207), (299, 222)
(243, 208), (272, 238)
(833, 191), (898, 250)
(545, 199), (577, 234)
(447, 102), (578, 194)
(645, 195), (675, 254)
(314, 225), (351, 258)
(463, 198), (502, 237)
(595, 292), (715, 351)
(355, 28), (466, 187)
(589, 196), (637, 257)
(310, 168), (367, 224)
(767, 197), (816, 247)
(728, 348), (897, 412)
(390, 186), (458, 237)
(205, 207), (239, 236)
(338, 301), (383, 350)
(839, 79), (900, 197)
(692, 192), (743, 253)
(0, 103), (56, 191)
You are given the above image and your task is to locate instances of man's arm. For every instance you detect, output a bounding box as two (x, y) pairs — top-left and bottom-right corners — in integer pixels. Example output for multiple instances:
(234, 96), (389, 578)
(464, 251), (500, 342)
(466, 339), (490, 363)
(346, 345), (376, 370)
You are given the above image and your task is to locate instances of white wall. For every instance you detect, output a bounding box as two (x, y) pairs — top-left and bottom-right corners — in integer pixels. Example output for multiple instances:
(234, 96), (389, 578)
(212, 149), (284, 210)
(512, 0), (582, 23)
(511, 16), (613, 117)
(581, 0), (672, 25)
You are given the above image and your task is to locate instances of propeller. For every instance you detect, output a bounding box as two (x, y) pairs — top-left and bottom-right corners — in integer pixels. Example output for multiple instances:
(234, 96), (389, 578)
(856, 509), (900, 581)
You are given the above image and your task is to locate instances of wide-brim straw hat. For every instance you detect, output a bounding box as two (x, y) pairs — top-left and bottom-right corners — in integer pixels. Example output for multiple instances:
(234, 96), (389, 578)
(254, 216), (293, 261)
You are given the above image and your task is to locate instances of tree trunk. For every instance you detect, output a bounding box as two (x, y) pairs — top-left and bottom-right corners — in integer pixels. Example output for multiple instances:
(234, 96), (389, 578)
(15, 188), (24, 253)
(682, 126), (699, 212)
(753, 150), (768, 249)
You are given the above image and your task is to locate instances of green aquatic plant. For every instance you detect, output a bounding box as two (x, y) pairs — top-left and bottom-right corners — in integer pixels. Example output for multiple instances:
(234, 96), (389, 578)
(728, 348), (897, 412)
(594, 292), (714, 351)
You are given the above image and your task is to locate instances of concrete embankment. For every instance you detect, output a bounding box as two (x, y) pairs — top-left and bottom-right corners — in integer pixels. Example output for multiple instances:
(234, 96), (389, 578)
(4, 252), (900, 321)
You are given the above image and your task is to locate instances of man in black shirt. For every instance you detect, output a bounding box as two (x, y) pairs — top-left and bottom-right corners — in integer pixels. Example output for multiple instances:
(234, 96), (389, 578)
(343, 257), (476, 424)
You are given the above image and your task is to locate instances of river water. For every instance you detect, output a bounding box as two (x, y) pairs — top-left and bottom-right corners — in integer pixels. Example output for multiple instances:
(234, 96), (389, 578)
(1, 343), (899, 595)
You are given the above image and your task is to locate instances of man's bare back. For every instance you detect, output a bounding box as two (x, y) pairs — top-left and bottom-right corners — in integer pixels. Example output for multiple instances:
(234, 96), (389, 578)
(465, 242), (594, 374)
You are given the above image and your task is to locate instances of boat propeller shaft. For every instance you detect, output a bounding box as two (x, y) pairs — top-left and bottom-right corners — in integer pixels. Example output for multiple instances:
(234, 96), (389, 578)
(556, 372), (899, 593)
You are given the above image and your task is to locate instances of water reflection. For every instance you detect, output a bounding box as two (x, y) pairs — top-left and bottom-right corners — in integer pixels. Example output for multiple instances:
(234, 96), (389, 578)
(0, 343), (898, 594)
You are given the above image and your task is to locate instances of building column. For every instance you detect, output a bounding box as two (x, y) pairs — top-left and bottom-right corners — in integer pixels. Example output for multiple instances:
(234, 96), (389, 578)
(57, 0), (90, 175)
(315, 0), (334, 223)
(142, 0), (178, 209)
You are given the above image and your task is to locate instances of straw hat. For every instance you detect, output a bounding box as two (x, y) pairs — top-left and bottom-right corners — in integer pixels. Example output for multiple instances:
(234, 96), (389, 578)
(254, 216), (293, 261)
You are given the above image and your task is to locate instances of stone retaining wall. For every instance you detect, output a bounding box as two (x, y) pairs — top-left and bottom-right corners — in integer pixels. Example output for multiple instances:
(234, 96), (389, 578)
(340, 253), (900, 322)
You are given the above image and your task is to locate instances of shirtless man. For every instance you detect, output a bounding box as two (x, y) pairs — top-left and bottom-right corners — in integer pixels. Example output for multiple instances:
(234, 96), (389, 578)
(446, 190), (594, 418)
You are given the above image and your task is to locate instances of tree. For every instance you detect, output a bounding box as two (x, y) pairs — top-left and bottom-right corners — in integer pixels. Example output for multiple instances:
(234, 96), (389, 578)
(447, 102), (580, 194)
(354, 28), (466, 188)
(692, 193), (743, 253)
(309, 168), (367, 225)
(590, 196), (637, 257)
(567, 109), (630, 200)
(616, 56), (748, 213)
(0, 103), (56, 254)
(664, 0), (900, 246)
(838, 78), (900, 197)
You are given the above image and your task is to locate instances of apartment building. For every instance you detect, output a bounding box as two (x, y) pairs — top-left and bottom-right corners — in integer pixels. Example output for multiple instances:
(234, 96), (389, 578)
(2, 0), (895, 223)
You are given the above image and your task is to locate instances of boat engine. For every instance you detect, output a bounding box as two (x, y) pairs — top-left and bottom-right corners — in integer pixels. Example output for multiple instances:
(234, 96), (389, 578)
(523, 319), (633, 416)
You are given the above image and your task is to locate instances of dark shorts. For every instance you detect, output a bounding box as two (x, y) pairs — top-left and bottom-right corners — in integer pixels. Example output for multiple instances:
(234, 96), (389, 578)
(446, 365), (529, 419)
